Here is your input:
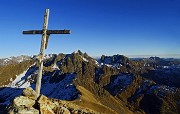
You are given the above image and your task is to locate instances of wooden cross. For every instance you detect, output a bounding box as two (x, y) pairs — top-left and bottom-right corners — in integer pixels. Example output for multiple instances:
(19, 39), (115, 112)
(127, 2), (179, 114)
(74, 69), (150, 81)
(23, 9), (70, 97)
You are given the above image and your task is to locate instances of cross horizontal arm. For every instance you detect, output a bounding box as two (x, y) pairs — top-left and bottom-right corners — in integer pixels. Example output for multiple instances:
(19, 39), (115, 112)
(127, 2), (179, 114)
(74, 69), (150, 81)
(47, 30), (71, 34)
(23, 30), (71, 35)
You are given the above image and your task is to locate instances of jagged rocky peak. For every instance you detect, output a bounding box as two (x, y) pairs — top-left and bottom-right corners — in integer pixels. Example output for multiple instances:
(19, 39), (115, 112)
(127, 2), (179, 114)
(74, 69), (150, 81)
(73, 49), (83, 55)
(71, 50), (97, 64)
(100, 54), (129, 65)
(149, 56), (161, 61)
(41, 50), (98, 69)
(55, 51), (96, 74)
(73, 50), (90, 58)
(42, 50), (98, 74)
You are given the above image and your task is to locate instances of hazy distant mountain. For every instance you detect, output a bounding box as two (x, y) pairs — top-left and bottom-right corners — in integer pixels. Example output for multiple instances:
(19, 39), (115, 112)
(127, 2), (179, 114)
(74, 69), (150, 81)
(0, 55), (31, 66)
(0, 50), (180, 114)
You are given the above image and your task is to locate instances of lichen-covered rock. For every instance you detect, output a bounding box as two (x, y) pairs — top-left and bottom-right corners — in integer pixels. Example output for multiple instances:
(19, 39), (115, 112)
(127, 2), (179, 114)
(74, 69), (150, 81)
(13, 96), (35, 108)
(38, 95), (57, 114)
(7, 105), (39, 114)
(17, 107), (39, 114)
(40, 104), (55, 114)
(8, 87), (100, 114)
(55, 106), (71, 114)
(38, 94), (48, 104)
(22, 87), (37, 100)
(38, 95), (58, 109)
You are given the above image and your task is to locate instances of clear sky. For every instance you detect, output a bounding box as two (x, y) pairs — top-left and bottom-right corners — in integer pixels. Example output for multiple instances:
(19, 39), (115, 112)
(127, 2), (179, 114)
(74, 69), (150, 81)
(0, 0), (180, 58)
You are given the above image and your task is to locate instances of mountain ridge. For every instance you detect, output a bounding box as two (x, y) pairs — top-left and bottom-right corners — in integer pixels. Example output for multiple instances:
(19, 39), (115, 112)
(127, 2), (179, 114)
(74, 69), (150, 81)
(0, 50), (180, 114)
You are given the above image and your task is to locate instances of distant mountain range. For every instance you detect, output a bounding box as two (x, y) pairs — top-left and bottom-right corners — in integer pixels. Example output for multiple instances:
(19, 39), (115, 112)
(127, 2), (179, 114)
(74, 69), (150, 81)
(0, 55), (31, 66)
(0, 50), (180, 114)
(127, 54), (180, 59)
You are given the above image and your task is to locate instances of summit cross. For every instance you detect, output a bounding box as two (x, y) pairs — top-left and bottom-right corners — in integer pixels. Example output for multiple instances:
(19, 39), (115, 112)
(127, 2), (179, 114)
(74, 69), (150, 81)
(23, 9), (71, 97)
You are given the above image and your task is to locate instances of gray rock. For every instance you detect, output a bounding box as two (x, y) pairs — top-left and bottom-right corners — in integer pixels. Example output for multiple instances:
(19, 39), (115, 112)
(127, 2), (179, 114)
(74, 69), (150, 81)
(22, 87), (37, 100)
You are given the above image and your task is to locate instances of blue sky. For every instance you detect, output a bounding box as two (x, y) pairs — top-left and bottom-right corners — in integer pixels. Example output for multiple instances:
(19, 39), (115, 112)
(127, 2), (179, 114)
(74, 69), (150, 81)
(0, 0), (180, 58)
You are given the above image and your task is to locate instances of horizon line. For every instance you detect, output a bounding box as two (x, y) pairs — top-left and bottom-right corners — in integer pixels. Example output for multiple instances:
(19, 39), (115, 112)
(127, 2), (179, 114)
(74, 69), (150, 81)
(1, 53), (180, 59)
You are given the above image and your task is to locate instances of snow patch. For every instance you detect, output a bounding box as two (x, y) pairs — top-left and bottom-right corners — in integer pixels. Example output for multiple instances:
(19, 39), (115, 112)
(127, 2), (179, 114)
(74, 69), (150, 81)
(73, 50), (80, 54)
(104, 74), (135, 95)
(7, 70), (29, 88)
(105, 64), (113, 67)
(52, 63), (60, 70)
(82, 57), (89, 62)
(7, 63), (36, 88)
(78, 55), (89, 62)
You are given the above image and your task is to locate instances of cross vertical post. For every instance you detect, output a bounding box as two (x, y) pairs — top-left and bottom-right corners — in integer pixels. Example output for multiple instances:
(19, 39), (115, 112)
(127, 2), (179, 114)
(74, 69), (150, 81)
(36, 9), (49, 97)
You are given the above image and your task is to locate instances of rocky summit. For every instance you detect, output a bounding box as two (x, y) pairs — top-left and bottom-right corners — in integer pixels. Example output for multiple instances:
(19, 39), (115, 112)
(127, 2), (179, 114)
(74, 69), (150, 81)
(8, 87), (97, 114)
(0, 50), (180, 114)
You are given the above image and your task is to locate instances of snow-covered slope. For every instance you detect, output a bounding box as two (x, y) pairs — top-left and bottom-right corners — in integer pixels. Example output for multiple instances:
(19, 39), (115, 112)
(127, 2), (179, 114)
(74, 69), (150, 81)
(0, 64), (79, 107)
(104, 74), (135, 95)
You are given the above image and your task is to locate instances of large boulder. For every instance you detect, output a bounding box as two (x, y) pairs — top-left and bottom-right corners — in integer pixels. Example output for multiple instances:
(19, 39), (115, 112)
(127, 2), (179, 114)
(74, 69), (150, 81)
(22, 87), (37, 100)
(13, 96), (35, 108)
(39, 104), (55, 114)
(16, 107), (39, 114)
(9, 95), (39, 114)
(38, 95), (57, 114)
